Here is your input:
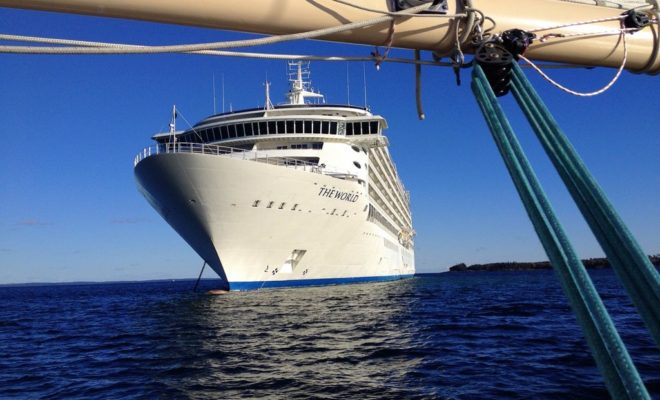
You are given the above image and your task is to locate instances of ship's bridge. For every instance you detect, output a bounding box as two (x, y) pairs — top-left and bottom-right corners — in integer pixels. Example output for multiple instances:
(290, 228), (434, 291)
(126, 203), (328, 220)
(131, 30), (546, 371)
(152, 106), (388, 149)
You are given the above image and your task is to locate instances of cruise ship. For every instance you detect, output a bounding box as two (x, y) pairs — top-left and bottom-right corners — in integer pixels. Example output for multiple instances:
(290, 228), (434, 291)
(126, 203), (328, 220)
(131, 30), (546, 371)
(134, 62), (415, 290)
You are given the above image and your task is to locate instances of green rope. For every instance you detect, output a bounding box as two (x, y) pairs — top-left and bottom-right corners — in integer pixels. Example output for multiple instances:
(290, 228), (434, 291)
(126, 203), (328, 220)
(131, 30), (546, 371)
(471, 65), (650, 400)
(510, 63), (660, 349)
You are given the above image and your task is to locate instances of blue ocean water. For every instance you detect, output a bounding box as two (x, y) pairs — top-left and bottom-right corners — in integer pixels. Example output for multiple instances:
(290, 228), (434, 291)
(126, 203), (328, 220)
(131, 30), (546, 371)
(1, 270), (658, 399)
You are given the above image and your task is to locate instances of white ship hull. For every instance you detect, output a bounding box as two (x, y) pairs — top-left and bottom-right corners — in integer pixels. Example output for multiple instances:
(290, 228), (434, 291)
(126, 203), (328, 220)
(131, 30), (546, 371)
(135, 151), (414, 290)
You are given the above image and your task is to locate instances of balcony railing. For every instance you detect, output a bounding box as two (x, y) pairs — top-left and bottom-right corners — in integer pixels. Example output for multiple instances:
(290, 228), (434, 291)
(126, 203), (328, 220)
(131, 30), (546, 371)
(133, 142), (332, 174)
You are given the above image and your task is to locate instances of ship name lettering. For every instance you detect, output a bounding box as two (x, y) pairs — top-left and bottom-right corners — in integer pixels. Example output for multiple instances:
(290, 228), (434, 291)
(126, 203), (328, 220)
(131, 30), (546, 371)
(318, 187), (359, 202)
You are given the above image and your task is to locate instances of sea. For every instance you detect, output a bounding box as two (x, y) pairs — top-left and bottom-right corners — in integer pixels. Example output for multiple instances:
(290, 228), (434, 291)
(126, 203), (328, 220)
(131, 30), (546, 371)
(1, 270), (658, 399)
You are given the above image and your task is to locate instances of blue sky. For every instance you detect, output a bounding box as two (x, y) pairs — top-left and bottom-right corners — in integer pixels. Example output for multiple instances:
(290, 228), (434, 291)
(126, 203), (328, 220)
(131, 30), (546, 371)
(0, 8), (658, 283)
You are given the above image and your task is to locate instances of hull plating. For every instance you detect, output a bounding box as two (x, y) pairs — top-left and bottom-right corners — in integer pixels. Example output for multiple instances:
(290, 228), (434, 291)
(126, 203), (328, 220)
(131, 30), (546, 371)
(135, 152), (415, 290)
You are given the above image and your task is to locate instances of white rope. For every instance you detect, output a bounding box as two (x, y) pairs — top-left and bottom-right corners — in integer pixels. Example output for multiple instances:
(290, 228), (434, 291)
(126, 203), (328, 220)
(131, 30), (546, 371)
(528, 15), (626, 33)
(538, 27), (640, 41)
(0, 4), (432, 55)
(518, 24), (628, 96)
(0, 34), (455, 66)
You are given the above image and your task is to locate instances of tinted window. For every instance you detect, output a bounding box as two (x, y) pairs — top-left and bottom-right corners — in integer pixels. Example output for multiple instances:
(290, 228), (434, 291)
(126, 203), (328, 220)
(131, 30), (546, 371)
(295, 120), (303, 133)
(354, 122), (361, 135)
(268, 121), (276, 134)
(346, 123), (353, 135)
(277, 121), (285, 134)
(286, 120), (294, 134)
(236, 124), (245, 137)
(322, 121), (329, 134)
(330, 122), (337, 134)
(259, 122), (267, 135)
(370, 121), (379, 134)
(229, 125), (236, 138)
(221, 125), (228, 139)
(213, 127), (220, 141)
(313, 121), (321, 134)
(362, 122), (370, 134)
(245, 123), (253, 136)
(304, 120), (312, 133)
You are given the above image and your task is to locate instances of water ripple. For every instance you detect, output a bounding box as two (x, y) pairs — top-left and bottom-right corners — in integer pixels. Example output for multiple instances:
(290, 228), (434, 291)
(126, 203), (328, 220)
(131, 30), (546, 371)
(0, 270), (658, 399)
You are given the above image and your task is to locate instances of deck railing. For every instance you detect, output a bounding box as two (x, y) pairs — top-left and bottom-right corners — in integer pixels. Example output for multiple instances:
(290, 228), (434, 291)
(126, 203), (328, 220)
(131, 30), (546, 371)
(133, 142), (329, 174)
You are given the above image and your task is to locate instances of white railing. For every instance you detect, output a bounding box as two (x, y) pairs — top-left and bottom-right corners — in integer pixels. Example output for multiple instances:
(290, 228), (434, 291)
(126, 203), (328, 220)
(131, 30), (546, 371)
(133, 142), (326, 174)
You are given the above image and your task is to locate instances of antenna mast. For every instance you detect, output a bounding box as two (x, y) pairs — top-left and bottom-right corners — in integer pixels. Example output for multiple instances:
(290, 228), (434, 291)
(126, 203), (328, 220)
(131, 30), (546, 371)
(346, 63), (350, 105)
(363, 62), (368, 108)
(264, 81), (273, 110)
(212, 74), (217, 114)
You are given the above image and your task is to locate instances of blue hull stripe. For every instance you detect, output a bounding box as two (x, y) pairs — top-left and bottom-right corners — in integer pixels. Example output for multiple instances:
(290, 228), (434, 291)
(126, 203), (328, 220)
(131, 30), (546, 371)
(229, 274), (415, 291)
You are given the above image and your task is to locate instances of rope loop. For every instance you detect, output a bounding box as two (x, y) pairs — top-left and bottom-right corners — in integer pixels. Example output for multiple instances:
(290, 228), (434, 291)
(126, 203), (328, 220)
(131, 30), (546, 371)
(518, 20), (629, 97)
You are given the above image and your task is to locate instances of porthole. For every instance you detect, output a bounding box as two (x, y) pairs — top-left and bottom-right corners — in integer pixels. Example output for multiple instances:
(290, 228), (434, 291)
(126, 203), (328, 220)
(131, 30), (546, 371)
(351, 145), (360, 152)
(353, 161), (361, 169)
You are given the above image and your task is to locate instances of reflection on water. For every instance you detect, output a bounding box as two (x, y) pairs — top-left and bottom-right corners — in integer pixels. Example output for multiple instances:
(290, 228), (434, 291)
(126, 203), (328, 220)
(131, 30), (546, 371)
(1, 272), (658, 399)
(154, 280), (422, 398)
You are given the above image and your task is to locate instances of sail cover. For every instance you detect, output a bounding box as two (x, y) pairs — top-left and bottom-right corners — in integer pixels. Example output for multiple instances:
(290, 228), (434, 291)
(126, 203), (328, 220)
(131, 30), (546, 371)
(554, 0), (654, 9)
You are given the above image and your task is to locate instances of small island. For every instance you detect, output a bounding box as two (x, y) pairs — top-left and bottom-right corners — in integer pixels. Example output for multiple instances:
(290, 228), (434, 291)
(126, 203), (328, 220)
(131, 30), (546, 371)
(449, 255), (660, 272)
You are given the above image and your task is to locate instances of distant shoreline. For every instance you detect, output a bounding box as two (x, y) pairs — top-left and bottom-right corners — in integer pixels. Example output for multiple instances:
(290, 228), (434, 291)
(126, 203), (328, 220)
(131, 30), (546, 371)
(449, 255), (660, 272)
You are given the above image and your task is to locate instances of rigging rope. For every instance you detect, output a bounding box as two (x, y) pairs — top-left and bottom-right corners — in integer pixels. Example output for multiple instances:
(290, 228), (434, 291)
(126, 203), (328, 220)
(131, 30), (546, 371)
(0, 33), (454, 66)
(472, 64), (652, 400)
(518, 22), (628, 97)
(508, 62), (660, 349)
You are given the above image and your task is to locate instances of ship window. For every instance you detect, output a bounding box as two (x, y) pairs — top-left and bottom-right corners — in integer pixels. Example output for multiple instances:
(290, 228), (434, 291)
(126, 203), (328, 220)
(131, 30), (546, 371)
(260, 122), (268, 135)
(268, 121), (276, 134)
(286, 120), (294, 134)
(277, 120), (285, 134)
(313, 121), (321, 134)
(295, 120), (303, 133)
(236, 124), (245, 137)
(312, 142), (323, 149)
(321, 121), (329, 134)
(351, 146), (359, 152)
(252, 122), (259, 135)
(346, 123), (353, 136)
(229, 124), (236, 138)
(252, 200), (260, 207)
(213, 127), (220, 141)
(354, 122), (362, 135)
(353, 161), (361, 169)
(370, 121), (379, 134)
(245, 123), (253, 136)
(330, 122), (338, 134)
(304, 120), (312, 133)
(221, 125), (228, 139)
(362, 122), (370, 134)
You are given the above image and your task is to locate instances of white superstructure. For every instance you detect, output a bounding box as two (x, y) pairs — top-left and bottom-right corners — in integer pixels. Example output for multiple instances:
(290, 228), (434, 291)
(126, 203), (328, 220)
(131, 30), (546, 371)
(134, 62), (415, 290)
